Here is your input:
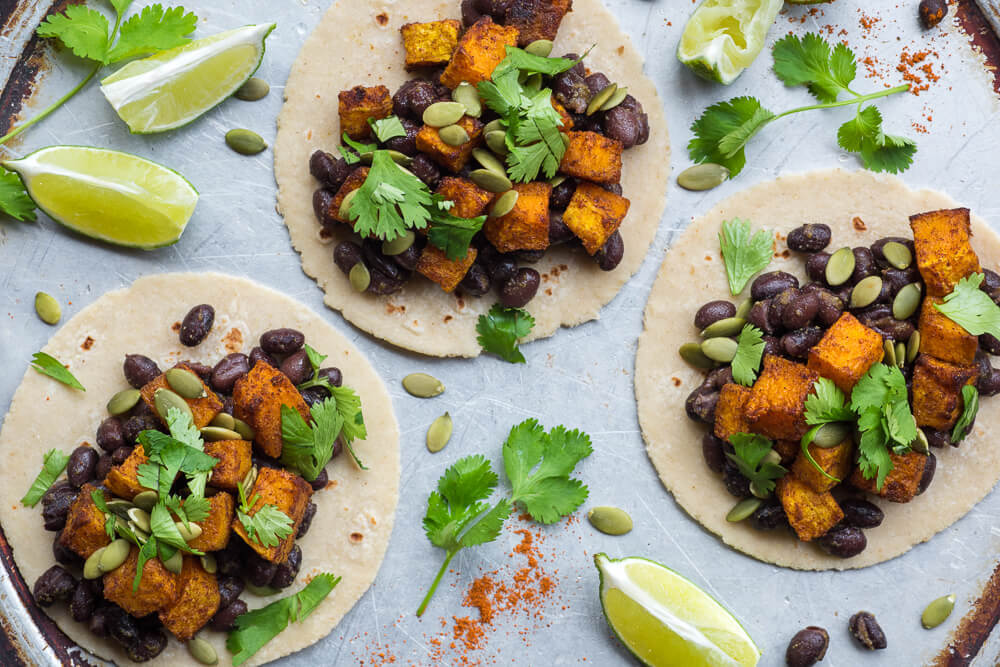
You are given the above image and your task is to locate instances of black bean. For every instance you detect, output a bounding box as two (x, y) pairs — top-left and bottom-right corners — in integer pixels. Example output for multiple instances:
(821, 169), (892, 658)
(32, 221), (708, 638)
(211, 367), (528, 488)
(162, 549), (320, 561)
(694, 301), (737, 331)
(411, 154), (441, 188)
(280, 350), (314, 386)
(312, 189), (338, 229)
(260, 328), (305, 356)
(595, 231), (624, 271)
(211, 353), (250, 394)
(751, 502), (788, 531)
(751, 271), (799, 302)
(271, 545), (303, 589)
(123, 415), (159, 444)
(882, 267), (921, 294)
(316, 367), (342, 388)
(96, 417), (125, 453)
(309, 150), (351, 190)
(981, 268), (1000, 299)
(34, 565), (76, 606)
(849, 611), (887, 650)
(841, 498), (884, 528)
(111, 446), (132, 466)
(851, 247), (878, 284)
(364, 239), (405, 281)
(210, 600), (249, 632)
(722, 459), (751, 498)
(705, 366), (734, 389)
(67, 446), (98, 488)
(550, 180), (576, 211)
(215, 540), (247, 577)
(602, 183), (623, 195)
(918, 452), (937, 495)
(602, 106), (641, 148)
(298, 501), (319, 538)
(460, 0), (483, 26)
(923, 428), (950, 449)
(817, 525), (867, 558)
(552, 71), (590, 114)
(803, 286), (844, 327)
(334, 241), (364, 276)
(123, 354), (160, 389)
(701, 433), (726, 473)
(786, 223), (831, 252)
(217, 575), (245, 609)
(53, 532), (81, 566)
(300, 386), (329, 407)
(685, 386), (719, 425)
(244, 554), (278, 587)
(184, 361), (213, 382)
(805, 251), (831, 284)
(368, 268), (407, 295)
(786, 626), (829, 667)
(762, 335), (782, 358)
(393, 79), (442, 119)
(871, 236), (914, 268)
(42, 482), (78, 531)
(384, 118), (420, 155)
(584, 72), (612, 95)
(459, 264), (492, 296)
(393, 243), (423, 271)
(517, 249), (545, 264)
(781, 327), (823, 359)
(979, 368), (1000, 396)
(747, 300), (775, 335)
(857, 304), (915, 341)
(500, 268), (540, 308)
(179, 304), (214, 347)
(89, 604), (113, 637)
(308, 467), (329, 492)
(981, 334), (1000, 356)
(126, 629), (167, 662)
(782, 290), (819, 330)
(70, 578), (100, 622)
(95, 454), (113, 481)
(768, 288), (796, 333)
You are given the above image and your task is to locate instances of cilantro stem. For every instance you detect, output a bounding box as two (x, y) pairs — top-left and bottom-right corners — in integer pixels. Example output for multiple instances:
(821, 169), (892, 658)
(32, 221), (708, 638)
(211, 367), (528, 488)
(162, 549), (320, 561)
(416, 550), (457, 617)
(772, 84), (910, 120)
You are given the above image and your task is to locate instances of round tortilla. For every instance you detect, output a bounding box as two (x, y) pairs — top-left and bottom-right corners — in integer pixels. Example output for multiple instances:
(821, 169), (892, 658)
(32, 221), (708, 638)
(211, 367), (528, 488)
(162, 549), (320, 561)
(275, 0), (670, 357)
(635, 169), (1000, 570)
(0, 273), (400, 665)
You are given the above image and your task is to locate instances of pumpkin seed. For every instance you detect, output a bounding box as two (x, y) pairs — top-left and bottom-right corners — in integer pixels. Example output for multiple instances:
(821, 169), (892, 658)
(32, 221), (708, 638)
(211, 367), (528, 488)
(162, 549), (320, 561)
(749, 480), (772, 499)
(107, 388), (141, 416)
(176, 521), (203, 542)
(472, 148), (506, 176)
(349, 262), (371, 293)
(426, 412), (453, 453)
(34, 292), (61, 325)
(677, 163), (730, 191)
(210, 412), (236, 430)
(130, 523), (149, 543)
(700, 337), (738, 363)
(812, 422), (851, 448)
(906, 331), (921, 363)
(105, 499), (134, 518)
(386, 150), (413, 166)
(523, 73), (543, 92)
(587, 506), (633, 535)
(921, 594), (956, 629)
(165, 368), (206, 399)
(483, 119), (505, 135)
(233, 418), (255, 441)
(338, 188), (358, 221)
(242, 465), (259, 492)
(892, 282), (922, 320)
(200, 554), (217, 574)
(726, 497), (762, 522)
(850, 276), (883, 309)
(600, 86), (629, 112)
(490, 190), (519, 218)
(883, 339), (897, 367)
(762, 450), (781, 467)
(200, 426), (242, 441)
(132, 491), (158, 512)
(188, 636), (219, 665)
(402, 372), (444, 398)
(548, 175), (566, 188)
(586, 83), (618, 115)
(439, 124), (470, 146)
(246, 583), (279, 597)
(83, 547), (106, 579)
(98, 539), (130, 573)
(882, 241), (912, 270)
(382, 230), (416, 256)
(225, 128), (267, 155)
(895, 342), (906, 368)
(422, 101), (466, 128)
(679, 342), (715, 370)
(127, 507), (151, 533)
(524, 39), (553, 57)
(163, 550), (183, 574)
(154, 388), (193, 423)
(825, 247), (856, 286)
(913, 428), (930, 455)
(470, 168), (512, 193)
(485, 130), (509, 155)
(701, 316), (746, 339)
(234, 76), (270, 101)
(451, 82), (482, 118)
(735, 299), (752, 320)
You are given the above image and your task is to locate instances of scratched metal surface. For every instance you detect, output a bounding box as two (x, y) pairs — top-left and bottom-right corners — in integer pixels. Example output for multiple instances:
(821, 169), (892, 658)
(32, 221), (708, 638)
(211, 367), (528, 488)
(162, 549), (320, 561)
(1, 1), (1000, 665)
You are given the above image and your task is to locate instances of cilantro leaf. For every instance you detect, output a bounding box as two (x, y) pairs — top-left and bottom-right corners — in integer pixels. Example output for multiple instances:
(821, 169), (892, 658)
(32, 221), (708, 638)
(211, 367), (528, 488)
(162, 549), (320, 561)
(952, 384), (979, 444)
(150, 501), (202, 552)
(0, 168), (36, 221)
(347, 151), (433, 241)
(30, 352), (85, 391)
(731, 324), (766, 386)
(280, 400), (345, 480)
(427, 204), (486, 260)
(726, 433), (787, 496)
(369, 116), (406, 143)
(850, 363), (907, 415)
(236, 481), (295, 548)
(718, 218), (773, 296)
(22, 449), (70, 507)
(133, 535), (159, 592)
(773, 34), (856, 103)
(476, 304), (535, 363)
(860, 132), (917, 174)
(506, 89), (566, 182)
(135, 415), (217, 498)
(492, 46), (580, 78)
(689, 97), (774, 176)
(935, 274), (1000, 339)
(804, 378), (856, 425)
(837, 105), (883, 153)
(329, 385), (367, 445)
(851, 363), (917, 487)
(106, 4), (196, 63)
(338, 132), (376, 165)
(478, 70), (523, 118)
(37, 5), (111, 63)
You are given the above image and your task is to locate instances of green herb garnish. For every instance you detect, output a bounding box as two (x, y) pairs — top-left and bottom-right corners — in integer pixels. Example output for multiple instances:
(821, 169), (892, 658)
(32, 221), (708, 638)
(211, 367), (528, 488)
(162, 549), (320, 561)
(718, 219), (773, 295)
(952, 385), (979, 444)
(804, 378), (855, 425)
(426, 199), (486, 260)
(476, 304), (535, 363)
(726, 433), (786, 497)
(934, 273), (1000, 339)
(236, 480), (294, 549)
(0, 170), (36, 221)
(22, 449), (71, 507)
(135, 410), (218, 498)
(851, 363), (917, 489)
(30, 352), (86, 391)
(337, 132), (375, 165)
(731, 324), (766, 386)
(368, 115), (406, 143)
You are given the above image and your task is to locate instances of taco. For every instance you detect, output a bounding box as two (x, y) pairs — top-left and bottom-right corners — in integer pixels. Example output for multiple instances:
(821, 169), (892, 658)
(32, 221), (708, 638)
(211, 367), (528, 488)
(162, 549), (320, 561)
(0, 273), (400, 665)
(636, 169), (1000, 570)
(275, 0), (669, 357)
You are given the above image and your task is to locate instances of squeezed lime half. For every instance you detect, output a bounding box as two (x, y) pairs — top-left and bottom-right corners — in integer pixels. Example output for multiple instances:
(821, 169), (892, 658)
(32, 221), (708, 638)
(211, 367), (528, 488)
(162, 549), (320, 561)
(677, 0), (784, 85)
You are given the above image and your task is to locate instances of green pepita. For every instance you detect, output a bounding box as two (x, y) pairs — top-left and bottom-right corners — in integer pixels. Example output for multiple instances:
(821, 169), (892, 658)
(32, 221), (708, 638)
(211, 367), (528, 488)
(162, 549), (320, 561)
(524, 39), (554, 57)
(586, 83), (618, 116)
(165, 368), (206, 399)
(225, 128), (267, 155)
(83, 547), (106, 579)
(700, 337), (738, 363)
(921, 594), (956, 629)
(679, 342), (716, 370)
(98, 538), (130, 573)
(382, 230), (416, 256)
(913, 428), (930, 455)
(892, 282), (922, 320)
(210, 412), (236, 430)
(422, 101), (466, 128)
(233, 418), (255, 441)
(200, 554), (217, 574)
(188, 636), (219, 665)
(234, 77), (270, 102)
(34, 292), (61, 325)
(850, 276), (883, 309)
(701, 317), (746, 339)
(907, 330), (921, 363)
(826, 247), (856, 287)
(386, 150), (413, 166)
(200, 426), (242, 441)
(677, 163), (730, 191)
(883, 339), (897, 367)
(245, 583), (279, 597)
(451, 82), (482, 118)
(548, 175), (566, 188)
(163, 550), (183, 574)
(426, 412), (453, 453)
(523, 73), (543, 92)
(749, 480), (772, 499)
(349, 262), (371, 293)
(470, 168), (512, 193)
(811, 422), (851, 448)
(882, 241), (912, 270)
(483, 119), (505, 135)
(339, 188), (358, 221)
(402, 372), (444, 398)
(154, 388), (193, 423)
(895, 342), (906, 368)
(472, 148), (506, 176)
(485, 130), (509, 156)
(105, 499), (134, 518)
(176, 521), (203, 542)
(735, 299), (752, 320)
(130, 523), (149, 543)
(107, 388), (141, 416)
(127, 507), (151, 533)
(242, 465), (259, 493)
(762, 450), (782, 467)
(587, 506), (633, 535)
(132, 490), (158, 512)
(725, 497), (762, 522)
(439, 124), (470, 146)
(490, 190), (519, 218)
(600, 86), (629, 112)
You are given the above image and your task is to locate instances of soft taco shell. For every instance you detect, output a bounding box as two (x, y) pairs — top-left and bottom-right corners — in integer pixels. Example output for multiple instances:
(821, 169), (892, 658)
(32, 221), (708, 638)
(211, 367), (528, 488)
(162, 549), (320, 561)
(274, 0), (669, 357)
(635, 169), (1000, 570)
(0, 273), (400, 665)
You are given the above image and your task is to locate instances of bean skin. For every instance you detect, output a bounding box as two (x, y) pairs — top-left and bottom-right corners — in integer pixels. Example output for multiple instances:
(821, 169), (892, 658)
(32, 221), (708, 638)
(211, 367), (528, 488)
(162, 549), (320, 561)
(123, 354), (160, 389)
(751, 271), (799, 302)
(781, 327), (823, 359)
(751, 502), (788, 530)
(918, 452), (937, 494)
(786, 627), (829, 667)
(841, 498), (884, 528)
(297, 501), (318, 538)
(459, 264), (492, 296)
(747, 300), (775, 335)
(67, 446), (98, 488)
(694, 301), (736, 331)
(309, 150), (351, 190)
(786, 224), (831, 252)
(70, 579), (100, 622)
(685, 386), (719, 424)
(179, 304), (215, 347)
(210, 600), (248, 632)
(34, 565), (76, 606)
(499, 268), (540, 308)
(211, 353), (250, 394)
(249, 346), (276, 369)
(595, 231), (624, 271)
(817, 525), (867, 558)
(701, 433), (726, 473)
(280, 350), (313, 385)
(260, 328), (305, 356)
(270, 545), (302, 589)
(851, 247), (878, 284)
(805, 252), (831, 284)
(96, 417), (125, 453)
(217, 575), (244, 609)
(781, 290), (819, 330)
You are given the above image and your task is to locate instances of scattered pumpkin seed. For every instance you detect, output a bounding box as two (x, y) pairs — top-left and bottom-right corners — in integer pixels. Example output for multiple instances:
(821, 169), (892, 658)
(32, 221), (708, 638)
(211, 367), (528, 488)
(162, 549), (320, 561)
(200, 554), (217, 574)
(524, 39), (554, 57)
(188, 636), (219, 665)
(107, 388), (141, 416)
(338, 189), (358, 221)
(883, 339), (897, 367)
(483, 119), (505, 135)
(490, 190), (519, 218)
(470, 168), (512, 193)
(913, 428), (930, 455)
(726, 497), (762, 522)
(233, 418), (255, 441)
(451, 82), (482, 118)
(163, 550), (183, 574)
(882, 241), (912, 270)
(165, 368), (206, 399)
(485, 129), (509, 155)
(34, 292), (61, 325)
(892, 282), (922, 320)
(426, 412), (453, 453)
(701, 316), (746, 339)
(234, 76), (269, 102)
(472, 148), (506, 176)
(154, 388), (193, 423)
(895, 342), (906, 368)
(176, 521), (203, 542)
(83, 547), (106, 579)
(210, 412), (236, 430)
(245, 583), (279, 597)
(811, 422), (851, 448)
(600, 86), (629, 112)
(349, 262), (371, 293)
(906, 330), (921, 363)
(225, 128), (267, 155)
(586, 83), (617, 115)
(677, 163), (730, 191)
(701, 337), (738, 363)
(98, 539), (130, 573)
(200, 426), (242, 441)
(749, 480), (772, 499)
(921, 594), (956, 629)
(825, 247), (856, 287)
(127, 507), (151, 533)
(439, 124), (470, 146)
(382, 230), (416, 256)
(587, 506), (633, 535)
(422, 101), (466, 128)
(132, 490), (158, 512)
(402, 372), (444, 398)
(850, 276), (883, 309)
(679, 342), (716, 369)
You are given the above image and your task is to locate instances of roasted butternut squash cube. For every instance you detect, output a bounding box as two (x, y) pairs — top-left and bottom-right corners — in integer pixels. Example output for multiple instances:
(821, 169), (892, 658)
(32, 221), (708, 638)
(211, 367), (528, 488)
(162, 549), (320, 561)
(105, 444), (150, 501)
(561, 182), (630, 255)
(59, 484), (111, 559)
(776, 475), (844, 542)
(416, 245), (478, 293)
(204, 440), (252, 492)
(807, 313), (885, 393)
(435, 177), (493, 218)
(187, 492), (235, 552)
(713, 383), (752, 444)
(483, 181), (552, 252)
(400, 20), (461, 70)
(158, 557), (220, 640)
(559, 131), (623, 184)
(745, 355), (819, 441)
(774, 439), (799, 465)
(233, 361), (311, 459)
(140, 364), (222, 429)
(440, 17), (519, 89)
(791, 439), (854, 493)
(337, 85), (392, 140)
(910, 208), (981, 297)
(331, 167), (369, 224)
(505, 0), (573, 46)
(232, 467), (313, 564)
(918, 297), (977, 366)
(912, 355), (978, 430)
(103, 545), (180, 617)
(850, 450), (928, 503)
(416, 116), (484, 173)
(551, 97), (573, 131)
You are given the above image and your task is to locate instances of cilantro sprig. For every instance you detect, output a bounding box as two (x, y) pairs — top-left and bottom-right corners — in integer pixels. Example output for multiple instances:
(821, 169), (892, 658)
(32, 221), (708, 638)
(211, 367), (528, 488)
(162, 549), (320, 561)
(800, 379), (856, 482)
(934, 273), (1000, 339)
(236, 480), (294, 549)
(30, 352), (86, 391)
(851, 363), (917, 488)
(689, 33), (915, 178)
(476, 304), (535, 363)
(726, 433), (787, 497)
(22, 449), (71, 507)
(718, 218), (773, 295)
(731, 324), (765, 386)
(952, 385), (979, 444)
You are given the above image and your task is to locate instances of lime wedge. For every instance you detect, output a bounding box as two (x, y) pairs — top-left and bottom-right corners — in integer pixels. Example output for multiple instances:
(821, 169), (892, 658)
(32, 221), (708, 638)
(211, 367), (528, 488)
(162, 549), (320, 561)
(594, 553), (760, 667)
(100, 23), (275, 134)
(677, 0), (783, 84)
(3, 146), (198, 249)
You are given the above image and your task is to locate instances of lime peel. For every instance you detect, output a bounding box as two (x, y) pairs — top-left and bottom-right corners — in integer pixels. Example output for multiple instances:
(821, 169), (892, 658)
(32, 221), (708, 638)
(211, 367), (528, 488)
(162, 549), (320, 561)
(677, 0), (784, 85)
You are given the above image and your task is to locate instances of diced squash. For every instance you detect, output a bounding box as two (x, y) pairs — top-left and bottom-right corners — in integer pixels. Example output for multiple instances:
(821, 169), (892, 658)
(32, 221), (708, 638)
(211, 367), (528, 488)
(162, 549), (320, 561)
(776, 475), (844, 542)
(850, 451), (928, 503)
(331, 167), (369, 224)
(807, 312), (885, 393)
(561, 182), (630, 255)
(105, 445), (149, 501)
(745, 355), (819, 441)
(791, 439), (854, 493)
(435, 177), (494, 218)
(416, 245), (478, 293)
(910, 208), (981, 297)
(204, 440), (252, 492)
(774, 439), (799, 465)
(400, 20), (461, 70)
(440, 17), (519, 89)
(505, 0), (573, 46)
(158, 557), (220, 640)
(559, 131), (623, 184)
(713, 383), (752, 444)
(187, 492), (235, 553)
(338, 85), (392, 140)
(551, 97), (574, 131)
(415, 116), (484, 173)
(140, 364), (222, 429)
(918, 297), (977, 366)
(483, 181), (552, 252)
(231, 467), (313, 564)
(912, 355), (978, 430)
(103, 545), (180, 617)
(233, 361), (311, 459)
(59, 484), (111, 559)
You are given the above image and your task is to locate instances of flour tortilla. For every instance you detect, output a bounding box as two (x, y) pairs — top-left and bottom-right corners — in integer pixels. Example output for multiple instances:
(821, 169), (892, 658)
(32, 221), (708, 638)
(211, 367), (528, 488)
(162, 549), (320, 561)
(635, 169), (1000, 570)
(0, 273), (400, 665)
(275, 0), (669, 357)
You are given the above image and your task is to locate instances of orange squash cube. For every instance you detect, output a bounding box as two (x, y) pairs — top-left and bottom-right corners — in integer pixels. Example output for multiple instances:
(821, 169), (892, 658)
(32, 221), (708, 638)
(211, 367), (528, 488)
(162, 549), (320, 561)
(713, 383), (752, 444)
(774, 439), (799, 465)
(807, 313), (885, 393)
(158, 557), (220, 640)
(776, 475), (844, 542)
(559, 131), (623, 184)
(232, 467), (313, 564)
(59, 484), (111, 559)
(745, 355), (819, 441)
(918, 297), (977, 366)
(103, 545), (180, 617)
(561, 182), (630, 255)
(551, 97), (574, 130)
(910, 208), (981, 297)
(105, 444), (150, 501)
(338, 85), (392, 140)
(850, 450), (928, 503)
(416, 245), (478, 293)
(505, 0), (573, 46)
(791, 439), (854, 493)
(233, 361), (311, 459)
(912, 355), (978, 430)
(400, 20), (461, 70)
(483, 181), (551, 252)
(140, 364), (222, 430)
(330, 167), (369, 224)
(435, 177), (494, 218)
(204, 439), (252, 492)
(187, 492), (235, 553)
(440, 17), (519, 89)
(415, 116), (484, 173)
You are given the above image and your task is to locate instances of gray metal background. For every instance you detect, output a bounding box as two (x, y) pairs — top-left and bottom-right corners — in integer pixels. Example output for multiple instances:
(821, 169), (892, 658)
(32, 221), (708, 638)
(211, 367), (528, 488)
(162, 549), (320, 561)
(1, 0), (999, 665)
